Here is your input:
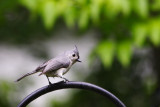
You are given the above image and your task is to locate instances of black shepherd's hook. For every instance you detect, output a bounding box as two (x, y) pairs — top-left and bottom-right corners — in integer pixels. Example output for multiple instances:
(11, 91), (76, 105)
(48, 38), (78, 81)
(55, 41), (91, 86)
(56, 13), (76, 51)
(17, 81), (126, 107)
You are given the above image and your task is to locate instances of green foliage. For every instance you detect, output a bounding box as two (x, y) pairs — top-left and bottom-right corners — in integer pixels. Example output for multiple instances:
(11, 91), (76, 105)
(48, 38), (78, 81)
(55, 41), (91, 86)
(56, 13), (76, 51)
(133, 18), (160, 47)
(132, 23), (148, 47)
(64, 5), (76, 28)
(96, 40), (115, 67)
(132, 0), (148, 18)
(17, 0), (160, 67)
(78, 7), (90, 29)
(40, 1), (57, 29)
(19, 0), (37, 12)
(143, 76), (157, 95)
(117, 41), (132, 67)
(148, 19), (160, 46)
(0, 81), (18, 107)
(1, 0), (159, 67)
(152, 0), (160, 10)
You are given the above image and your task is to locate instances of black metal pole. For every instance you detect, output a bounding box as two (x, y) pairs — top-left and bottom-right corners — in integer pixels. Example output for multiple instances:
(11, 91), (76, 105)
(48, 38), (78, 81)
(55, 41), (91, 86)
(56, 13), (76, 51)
(17, 81), (126, 107)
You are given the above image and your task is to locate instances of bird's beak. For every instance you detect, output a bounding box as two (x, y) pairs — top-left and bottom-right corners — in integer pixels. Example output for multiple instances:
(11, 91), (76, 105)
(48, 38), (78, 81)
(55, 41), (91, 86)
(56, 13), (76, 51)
(77, 59), (82, 62)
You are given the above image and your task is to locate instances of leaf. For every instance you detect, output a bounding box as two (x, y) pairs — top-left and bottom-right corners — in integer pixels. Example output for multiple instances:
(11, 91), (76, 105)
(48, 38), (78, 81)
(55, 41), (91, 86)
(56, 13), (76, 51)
(120, 0), (131, 16)
(19, 0), (37, 11)
(96, 40), (115, 68)
(148, 20), (160, 46)
(117, 41), (132, 67)
(56, 0), (67, 16)
(151, 0), (160, 10)
(78, 7), (89, 29)
(132, 23), (148, 47)
(90, 0), (102, 24)
(132, 0), (148, 18)
(64, 7), (76, 28)
(40, 1), (57, 29)
(105, 0), (121, 18)
(143, 76), (157, 95)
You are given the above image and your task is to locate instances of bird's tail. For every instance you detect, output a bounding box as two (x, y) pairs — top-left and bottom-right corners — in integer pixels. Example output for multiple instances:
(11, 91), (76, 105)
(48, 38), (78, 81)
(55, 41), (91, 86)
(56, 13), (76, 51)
(15, 70), (38, 82)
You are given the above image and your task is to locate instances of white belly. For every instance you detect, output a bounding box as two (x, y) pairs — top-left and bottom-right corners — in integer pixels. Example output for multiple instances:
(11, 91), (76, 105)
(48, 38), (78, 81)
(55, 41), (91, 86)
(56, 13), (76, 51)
(46, 67), (71, 77)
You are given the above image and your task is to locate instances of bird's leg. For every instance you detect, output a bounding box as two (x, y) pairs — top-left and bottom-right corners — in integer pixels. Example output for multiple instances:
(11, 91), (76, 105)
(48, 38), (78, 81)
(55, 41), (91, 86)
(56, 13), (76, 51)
(62, 77), (69, 82)
(46, 76), (52, 85)
(57, 75), (69, 82)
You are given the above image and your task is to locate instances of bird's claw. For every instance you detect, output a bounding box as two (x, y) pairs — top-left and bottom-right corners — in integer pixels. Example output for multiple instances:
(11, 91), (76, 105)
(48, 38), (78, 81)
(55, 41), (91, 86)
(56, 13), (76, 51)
(63, 78), (69, 82)
(49, 81), (52, 85)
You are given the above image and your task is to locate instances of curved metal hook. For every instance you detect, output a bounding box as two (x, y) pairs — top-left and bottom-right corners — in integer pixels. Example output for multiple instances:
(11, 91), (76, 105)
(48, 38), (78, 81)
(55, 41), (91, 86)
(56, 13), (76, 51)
(17, 81), (126, 107)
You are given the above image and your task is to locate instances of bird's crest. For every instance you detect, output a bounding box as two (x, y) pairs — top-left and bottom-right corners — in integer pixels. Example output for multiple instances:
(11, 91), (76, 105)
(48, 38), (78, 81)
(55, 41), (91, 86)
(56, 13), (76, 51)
(73, 45), (79, 56)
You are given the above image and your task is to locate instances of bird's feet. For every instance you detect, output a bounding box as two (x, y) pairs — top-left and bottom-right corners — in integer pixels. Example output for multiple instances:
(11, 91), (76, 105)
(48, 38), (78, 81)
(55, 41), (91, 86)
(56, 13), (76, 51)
(63, 78), (69, 82)
(56, 75), (69, 82)
(49, 81), (52, 85)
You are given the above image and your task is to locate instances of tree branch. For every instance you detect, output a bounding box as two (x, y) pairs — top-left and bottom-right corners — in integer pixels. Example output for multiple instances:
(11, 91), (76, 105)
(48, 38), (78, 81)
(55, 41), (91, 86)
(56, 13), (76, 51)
(17, 81), (126, 107)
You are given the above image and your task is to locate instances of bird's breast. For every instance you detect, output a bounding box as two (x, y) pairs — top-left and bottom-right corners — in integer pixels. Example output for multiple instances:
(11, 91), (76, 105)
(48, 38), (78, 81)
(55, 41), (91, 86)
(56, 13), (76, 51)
(63, 62), (73, 75)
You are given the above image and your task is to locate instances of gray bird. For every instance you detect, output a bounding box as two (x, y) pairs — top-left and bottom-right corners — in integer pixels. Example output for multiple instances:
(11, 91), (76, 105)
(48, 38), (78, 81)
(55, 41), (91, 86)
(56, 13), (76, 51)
(15, 46), (81, 85)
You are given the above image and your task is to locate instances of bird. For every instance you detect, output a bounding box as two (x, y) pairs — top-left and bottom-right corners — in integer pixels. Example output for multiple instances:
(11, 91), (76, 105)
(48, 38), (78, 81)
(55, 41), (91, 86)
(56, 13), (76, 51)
(15, 46), (81, 85)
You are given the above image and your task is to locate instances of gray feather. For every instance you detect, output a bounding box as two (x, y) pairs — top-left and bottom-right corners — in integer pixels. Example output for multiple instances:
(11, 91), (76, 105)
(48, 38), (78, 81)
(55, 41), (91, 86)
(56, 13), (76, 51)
(15, 70), (37, 82)
(39, 55), (70, 75)
(15, 62), (47, 82)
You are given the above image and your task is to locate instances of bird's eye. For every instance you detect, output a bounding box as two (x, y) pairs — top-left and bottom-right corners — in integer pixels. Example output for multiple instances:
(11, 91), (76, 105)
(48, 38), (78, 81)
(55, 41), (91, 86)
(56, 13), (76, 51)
(72, 54), (76, 57)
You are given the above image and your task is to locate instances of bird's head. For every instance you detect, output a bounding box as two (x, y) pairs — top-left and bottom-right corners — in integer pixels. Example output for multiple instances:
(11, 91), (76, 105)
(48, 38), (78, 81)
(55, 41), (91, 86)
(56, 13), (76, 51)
(67, 45), (81, 63)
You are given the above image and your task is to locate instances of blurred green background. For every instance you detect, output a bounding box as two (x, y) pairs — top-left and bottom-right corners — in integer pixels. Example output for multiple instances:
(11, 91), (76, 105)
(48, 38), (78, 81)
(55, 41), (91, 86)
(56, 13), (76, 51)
(0, 0), (160, 107)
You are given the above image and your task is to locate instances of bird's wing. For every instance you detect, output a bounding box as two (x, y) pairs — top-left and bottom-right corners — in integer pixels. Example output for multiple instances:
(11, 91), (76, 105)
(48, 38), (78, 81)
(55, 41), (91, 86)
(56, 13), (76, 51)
(34, 60), (49, 72)
(39, 57), (70, 75)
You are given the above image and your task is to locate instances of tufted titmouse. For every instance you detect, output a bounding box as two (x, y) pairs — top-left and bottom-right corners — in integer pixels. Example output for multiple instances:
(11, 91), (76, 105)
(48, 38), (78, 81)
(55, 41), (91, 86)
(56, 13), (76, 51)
(15, 46), (81, 85)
